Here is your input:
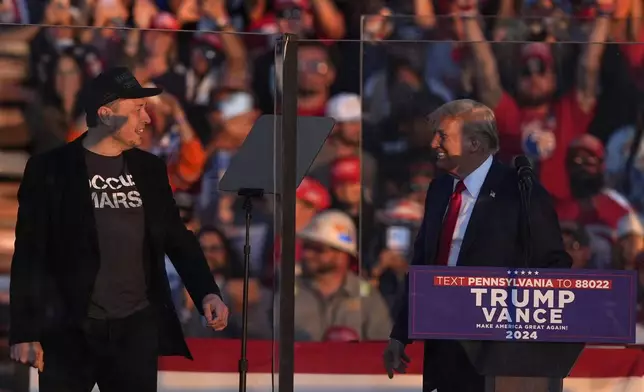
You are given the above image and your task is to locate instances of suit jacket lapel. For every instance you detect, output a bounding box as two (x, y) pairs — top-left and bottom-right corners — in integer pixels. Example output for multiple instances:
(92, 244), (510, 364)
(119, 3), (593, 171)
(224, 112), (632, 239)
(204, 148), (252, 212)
(457, 160), (506, 265)
(426, 175), (453, 265)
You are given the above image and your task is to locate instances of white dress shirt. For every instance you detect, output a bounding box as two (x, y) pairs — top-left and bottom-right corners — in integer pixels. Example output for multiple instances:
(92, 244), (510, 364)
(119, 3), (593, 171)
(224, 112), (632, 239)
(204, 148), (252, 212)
(446, 155), (494, 266)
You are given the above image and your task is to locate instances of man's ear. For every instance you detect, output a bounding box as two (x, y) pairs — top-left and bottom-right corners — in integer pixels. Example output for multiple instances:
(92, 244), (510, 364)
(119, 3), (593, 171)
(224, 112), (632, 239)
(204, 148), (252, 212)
(97, 106), (113, 126)
(470, 138), (480, 152)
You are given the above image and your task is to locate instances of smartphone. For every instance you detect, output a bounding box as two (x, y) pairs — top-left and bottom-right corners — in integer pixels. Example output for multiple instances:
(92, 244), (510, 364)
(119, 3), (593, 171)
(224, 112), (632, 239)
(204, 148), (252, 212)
(386, 226), (411, 253)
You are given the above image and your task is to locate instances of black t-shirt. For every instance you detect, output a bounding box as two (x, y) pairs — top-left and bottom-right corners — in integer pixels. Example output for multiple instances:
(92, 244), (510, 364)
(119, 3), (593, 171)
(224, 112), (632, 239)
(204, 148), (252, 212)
(85, 150), (148, 319)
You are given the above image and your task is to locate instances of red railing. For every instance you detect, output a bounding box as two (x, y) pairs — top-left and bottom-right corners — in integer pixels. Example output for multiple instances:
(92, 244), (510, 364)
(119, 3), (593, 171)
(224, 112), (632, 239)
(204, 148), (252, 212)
(159, 340), (644, 378)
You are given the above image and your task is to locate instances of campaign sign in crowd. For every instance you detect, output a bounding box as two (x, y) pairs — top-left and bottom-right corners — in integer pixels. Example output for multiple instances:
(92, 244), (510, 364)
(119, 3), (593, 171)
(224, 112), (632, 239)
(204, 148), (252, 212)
(408, 266), (637, 344)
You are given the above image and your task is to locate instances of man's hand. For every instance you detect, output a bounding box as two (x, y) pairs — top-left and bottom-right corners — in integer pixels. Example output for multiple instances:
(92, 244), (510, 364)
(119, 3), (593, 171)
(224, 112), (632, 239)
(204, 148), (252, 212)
(383, 339), (409, 379)
(377, 250), (409, 275)
(44, 0), (74, 25)
(10, 342), (44, 372)
(133, 0), (158, 28)
(93, 0), (129, 27)
(202, 293), (229, 331)
(176, 0), (200, 23)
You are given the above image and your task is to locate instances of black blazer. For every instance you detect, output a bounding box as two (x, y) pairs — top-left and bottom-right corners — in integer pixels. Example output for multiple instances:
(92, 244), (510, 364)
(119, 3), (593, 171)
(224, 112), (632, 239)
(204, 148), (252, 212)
(9, 136), (220, 359)
(390, 158), (572, 391)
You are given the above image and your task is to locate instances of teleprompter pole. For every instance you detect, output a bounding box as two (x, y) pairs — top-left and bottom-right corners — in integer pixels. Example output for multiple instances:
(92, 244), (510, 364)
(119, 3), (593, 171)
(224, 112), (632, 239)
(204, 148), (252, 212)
(237, 188), (264, 392)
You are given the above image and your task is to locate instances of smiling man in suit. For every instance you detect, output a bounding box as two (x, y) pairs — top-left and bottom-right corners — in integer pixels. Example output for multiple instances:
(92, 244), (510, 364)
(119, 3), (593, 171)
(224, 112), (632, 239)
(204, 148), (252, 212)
(9, 68), (229, 392)
(382, 99), (571, 392)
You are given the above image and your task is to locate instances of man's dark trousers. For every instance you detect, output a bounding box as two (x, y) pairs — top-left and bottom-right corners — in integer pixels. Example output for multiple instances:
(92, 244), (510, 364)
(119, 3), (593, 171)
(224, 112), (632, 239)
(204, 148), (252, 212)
(39, 306), (159, 392)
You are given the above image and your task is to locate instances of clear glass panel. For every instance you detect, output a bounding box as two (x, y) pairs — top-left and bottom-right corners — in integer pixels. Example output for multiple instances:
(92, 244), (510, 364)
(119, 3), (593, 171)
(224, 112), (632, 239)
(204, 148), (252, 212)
(280, 34), (372, 347)
(361, 13), (644, 348)
(2, 20), (278, 390)
(4, 6), (644, 392)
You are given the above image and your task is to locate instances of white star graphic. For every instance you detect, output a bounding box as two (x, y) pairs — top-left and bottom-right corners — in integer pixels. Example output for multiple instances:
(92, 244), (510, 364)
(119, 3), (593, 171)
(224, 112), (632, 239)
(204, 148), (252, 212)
(521, 271), (526, 275)
(507, 270), (512, 275)
(514, 270), (518, 275)
(528, 271), (533, 275)
(534, 271), (539, 275)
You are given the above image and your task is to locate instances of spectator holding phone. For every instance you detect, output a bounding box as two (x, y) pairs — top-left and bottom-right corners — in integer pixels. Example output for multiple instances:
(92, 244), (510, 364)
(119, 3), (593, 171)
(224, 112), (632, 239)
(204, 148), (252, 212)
(368, 199), (424, 313)
(329, 156), (375, 253)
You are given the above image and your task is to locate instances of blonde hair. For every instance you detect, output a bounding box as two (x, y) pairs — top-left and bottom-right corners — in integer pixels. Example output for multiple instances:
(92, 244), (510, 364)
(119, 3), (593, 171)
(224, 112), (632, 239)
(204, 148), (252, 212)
(427, 99), (499, 153)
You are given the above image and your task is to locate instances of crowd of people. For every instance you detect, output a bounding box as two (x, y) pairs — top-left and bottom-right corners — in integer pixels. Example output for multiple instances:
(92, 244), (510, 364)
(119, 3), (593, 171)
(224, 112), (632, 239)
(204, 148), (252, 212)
(4, 0), (644, 342)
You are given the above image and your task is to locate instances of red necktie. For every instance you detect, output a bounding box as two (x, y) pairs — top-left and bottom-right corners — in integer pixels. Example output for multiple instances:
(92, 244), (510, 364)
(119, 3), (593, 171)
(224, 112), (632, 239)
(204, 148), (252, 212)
(436, 180), (466, 266)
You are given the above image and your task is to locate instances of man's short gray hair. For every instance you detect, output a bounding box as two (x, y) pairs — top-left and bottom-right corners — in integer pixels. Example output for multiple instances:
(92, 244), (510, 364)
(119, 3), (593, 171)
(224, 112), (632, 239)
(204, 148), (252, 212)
(427, 99), (499, 153)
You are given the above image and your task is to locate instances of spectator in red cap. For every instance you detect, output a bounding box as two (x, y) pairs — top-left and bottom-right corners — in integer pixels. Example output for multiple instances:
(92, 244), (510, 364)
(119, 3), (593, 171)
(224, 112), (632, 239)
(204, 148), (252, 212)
(267, 177), (330, 283)
(331, 156), (360, 214)
(461, 0), (610, 204)
(556, 135), (638, 245)
(330, 156), (375, 254)
(296, 177), (331, 231)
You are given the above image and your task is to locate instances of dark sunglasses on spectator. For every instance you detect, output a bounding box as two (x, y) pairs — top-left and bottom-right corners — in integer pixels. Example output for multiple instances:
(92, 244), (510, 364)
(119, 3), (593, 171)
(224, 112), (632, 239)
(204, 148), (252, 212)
(202, 245), (224, 253)
(521, 59), (548, 77)
(277, 7), (304, 20)
(299, 60), (329, 74)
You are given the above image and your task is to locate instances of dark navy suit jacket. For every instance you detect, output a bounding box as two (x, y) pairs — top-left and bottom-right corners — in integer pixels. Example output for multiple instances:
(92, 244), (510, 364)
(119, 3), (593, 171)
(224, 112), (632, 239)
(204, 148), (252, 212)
(390, 158), (571, 391)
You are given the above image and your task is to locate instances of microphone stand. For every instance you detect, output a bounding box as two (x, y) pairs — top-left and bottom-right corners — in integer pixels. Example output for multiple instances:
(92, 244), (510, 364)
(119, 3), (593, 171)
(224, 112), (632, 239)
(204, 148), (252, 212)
(516, 161), (564, 392)
(237, 187), (264, 392)
(518, 171), (533, 268)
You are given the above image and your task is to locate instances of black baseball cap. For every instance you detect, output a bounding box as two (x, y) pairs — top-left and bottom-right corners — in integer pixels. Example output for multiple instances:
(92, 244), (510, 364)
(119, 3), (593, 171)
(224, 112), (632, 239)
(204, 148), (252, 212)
(85, 67), (162, 126)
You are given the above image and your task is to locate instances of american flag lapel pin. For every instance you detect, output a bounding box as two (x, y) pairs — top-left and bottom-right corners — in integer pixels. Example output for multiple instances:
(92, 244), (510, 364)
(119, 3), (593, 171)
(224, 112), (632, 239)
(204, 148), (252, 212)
(490, 190), (496, 198)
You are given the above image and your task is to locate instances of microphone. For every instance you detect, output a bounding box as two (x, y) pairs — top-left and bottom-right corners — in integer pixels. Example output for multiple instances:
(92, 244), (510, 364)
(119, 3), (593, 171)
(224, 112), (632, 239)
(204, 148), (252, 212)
(514, 155), (534, 267)
(513, 155), (534, 184)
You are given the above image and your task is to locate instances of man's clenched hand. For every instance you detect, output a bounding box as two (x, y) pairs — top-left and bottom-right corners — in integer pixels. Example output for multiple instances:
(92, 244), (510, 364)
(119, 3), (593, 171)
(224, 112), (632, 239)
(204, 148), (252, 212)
(10, 342), (44, 372)
(383, 339), (409, 379)
(202, 293), (229, 331)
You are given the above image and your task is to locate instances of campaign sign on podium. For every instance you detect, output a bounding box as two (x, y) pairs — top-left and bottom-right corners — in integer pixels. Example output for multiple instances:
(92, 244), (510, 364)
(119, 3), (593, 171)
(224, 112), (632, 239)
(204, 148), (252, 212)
(409, 266), (637, 344)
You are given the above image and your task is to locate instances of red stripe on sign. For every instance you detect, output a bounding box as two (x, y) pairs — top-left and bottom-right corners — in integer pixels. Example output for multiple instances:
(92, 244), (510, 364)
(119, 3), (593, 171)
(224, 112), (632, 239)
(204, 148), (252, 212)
(158, 340), (644, 378)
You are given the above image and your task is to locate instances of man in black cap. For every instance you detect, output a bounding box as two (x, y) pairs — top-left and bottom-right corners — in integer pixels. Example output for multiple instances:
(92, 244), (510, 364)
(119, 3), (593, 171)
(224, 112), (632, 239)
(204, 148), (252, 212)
(9, 67), (229, 392)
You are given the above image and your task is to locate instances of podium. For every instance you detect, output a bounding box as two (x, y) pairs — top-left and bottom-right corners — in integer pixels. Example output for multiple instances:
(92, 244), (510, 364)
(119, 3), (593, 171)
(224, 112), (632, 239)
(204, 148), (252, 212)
(407, 266), (637, 392)
(460, 340), (583, 392)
